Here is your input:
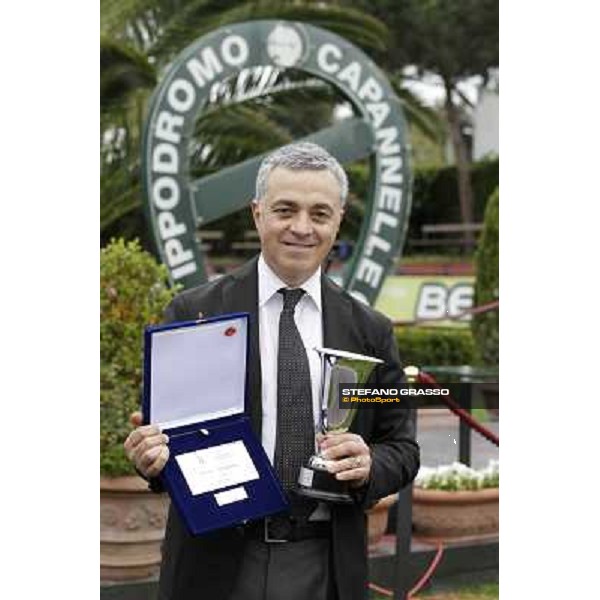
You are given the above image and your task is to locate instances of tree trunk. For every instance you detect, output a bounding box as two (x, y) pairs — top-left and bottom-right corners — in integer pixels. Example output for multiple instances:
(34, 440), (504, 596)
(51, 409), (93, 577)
(444, 79), (475, 251)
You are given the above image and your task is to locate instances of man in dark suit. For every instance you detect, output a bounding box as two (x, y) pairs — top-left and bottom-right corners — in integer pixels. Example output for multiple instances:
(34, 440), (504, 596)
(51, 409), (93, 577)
(124, 142), (419, 600)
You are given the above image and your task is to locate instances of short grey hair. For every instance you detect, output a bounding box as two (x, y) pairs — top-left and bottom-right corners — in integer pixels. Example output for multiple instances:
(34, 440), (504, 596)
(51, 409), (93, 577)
(255, 142), (348, 205)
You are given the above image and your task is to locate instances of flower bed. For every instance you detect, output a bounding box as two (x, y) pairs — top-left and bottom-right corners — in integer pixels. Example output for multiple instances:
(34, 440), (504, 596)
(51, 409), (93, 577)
(415, 460), (499, 491)
(412, 461), (499, 541)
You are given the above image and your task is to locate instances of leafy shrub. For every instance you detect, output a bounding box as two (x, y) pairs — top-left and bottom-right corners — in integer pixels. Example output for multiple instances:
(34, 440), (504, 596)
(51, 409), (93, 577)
(472, 187), (499, 366)
(100, 239), (179, 476)
(395, 326), (477, 367)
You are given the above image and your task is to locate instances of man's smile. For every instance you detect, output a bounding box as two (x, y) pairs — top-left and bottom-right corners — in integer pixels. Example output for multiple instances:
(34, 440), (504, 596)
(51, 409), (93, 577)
(281, 241), (316, 248)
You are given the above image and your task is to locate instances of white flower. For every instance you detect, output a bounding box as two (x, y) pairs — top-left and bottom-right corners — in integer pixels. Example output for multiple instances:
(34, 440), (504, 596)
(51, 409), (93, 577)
(414, 459), (499, 491)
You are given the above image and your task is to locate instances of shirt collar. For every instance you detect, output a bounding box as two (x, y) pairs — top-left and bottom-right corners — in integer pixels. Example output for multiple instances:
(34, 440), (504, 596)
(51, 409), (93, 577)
(258, 254), (322, 312)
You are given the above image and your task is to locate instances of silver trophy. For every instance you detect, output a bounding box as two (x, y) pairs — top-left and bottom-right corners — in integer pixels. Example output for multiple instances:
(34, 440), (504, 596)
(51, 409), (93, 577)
(296, 347), (384, 503)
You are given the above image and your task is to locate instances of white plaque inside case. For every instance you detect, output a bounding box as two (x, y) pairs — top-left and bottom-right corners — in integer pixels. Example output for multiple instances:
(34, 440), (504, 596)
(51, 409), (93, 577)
(176, 440), (259, 496)
(149, 316), (248, 429)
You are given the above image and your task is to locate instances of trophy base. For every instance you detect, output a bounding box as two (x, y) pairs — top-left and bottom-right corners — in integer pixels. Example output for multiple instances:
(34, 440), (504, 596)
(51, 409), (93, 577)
(296, 465), (354, 504)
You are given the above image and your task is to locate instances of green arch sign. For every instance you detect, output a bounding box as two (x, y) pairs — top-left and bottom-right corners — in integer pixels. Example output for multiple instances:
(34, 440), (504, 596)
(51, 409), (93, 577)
(142, 20), (412, 306)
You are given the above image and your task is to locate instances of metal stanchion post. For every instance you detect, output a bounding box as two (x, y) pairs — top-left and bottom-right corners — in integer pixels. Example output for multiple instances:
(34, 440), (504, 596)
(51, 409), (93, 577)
(458, 374), (472, 466)
(394, 366), (418, 600)
(394, 486), (413, 600)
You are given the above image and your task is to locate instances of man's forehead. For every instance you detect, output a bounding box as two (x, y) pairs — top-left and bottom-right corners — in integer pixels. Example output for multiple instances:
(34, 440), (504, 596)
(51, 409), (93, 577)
(267, 166), (338, 185)
(264, 167), (342, 201)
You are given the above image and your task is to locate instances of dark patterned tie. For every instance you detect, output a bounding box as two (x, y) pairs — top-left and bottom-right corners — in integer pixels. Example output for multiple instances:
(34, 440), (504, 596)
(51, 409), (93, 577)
(274, 288), (316, 517)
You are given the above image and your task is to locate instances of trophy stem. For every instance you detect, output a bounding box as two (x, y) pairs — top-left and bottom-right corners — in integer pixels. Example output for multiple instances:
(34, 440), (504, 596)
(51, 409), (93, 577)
(296, 451), (354, 503)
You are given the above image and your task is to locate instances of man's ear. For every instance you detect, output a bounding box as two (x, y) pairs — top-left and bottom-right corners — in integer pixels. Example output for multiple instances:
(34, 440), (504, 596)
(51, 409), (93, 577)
(250, 199), (261, 226)
(336, 207), (345, 233)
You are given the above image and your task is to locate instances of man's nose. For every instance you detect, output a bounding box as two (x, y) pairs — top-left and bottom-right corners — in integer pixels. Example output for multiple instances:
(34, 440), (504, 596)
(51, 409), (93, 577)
(289, 212), (313, 236)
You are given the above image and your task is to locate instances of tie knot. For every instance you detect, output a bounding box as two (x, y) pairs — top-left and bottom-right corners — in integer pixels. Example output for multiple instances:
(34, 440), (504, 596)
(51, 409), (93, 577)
(278, 288), (305, 312)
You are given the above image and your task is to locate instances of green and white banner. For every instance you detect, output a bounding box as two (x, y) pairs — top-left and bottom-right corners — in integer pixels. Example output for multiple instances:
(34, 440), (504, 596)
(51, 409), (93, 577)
(375, 276), (475, 326)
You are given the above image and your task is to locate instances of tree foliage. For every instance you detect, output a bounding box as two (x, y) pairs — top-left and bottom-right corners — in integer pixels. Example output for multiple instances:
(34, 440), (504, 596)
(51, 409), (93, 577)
(472, 187), (499, 366)
(349, 0), (498, 236)
(348, 0), (498, 81)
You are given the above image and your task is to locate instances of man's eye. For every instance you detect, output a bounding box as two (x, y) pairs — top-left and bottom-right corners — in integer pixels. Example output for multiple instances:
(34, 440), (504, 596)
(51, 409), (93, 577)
(274, 207), (292, 215)
(313, 211), (330, 221)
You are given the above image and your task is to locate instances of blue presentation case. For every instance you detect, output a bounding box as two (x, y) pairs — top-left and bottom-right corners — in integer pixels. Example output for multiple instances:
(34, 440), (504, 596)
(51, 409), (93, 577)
(142, 312), (288, 536)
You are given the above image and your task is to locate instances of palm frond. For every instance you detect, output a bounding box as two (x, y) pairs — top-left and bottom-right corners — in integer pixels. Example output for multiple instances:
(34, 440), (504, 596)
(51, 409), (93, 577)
(101, 37), (157, 109)
(389, 77), (445, 144)
(190, 103), (294, 173)
(101, 189), (142, 232)
(152, 1), (389, 63)
(101, 0), (156, 37)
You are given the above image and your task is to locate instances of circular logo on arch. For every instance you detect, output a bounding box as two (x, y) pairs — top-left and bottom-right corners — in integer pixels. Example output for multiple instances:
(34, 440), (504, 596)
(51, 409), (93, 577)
(266, 23), (306, 67)
(142, 20), (412, 306)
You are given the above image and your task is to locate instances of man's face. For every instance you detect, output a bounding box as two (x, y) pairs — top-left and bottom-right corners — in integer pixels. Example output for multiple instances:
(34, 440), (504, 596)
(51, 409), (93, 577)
(251, 167), (344, 287)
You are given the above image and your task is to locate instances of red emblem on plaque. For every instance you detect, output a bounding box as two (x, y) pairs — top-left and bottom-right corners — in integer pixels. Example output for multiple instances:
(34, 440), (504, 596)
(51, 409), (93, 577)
(224, 327), (237, 337)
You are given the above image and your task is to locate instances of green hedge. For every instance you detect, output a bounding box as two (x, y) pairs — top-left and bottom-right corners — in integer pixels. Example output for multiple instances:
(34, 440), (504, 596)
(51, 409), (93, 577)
(344, 158), (499, 244)
(472, 187), (499, 366)
(394, 326), (477, 367)
(409, 158), (499, 237)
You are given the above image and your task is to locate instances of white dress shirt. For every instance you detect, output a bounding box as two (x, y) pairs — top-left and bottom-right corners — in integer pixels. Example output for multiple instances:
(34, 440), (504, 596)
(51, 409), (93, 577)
(257, 254), (323, 464)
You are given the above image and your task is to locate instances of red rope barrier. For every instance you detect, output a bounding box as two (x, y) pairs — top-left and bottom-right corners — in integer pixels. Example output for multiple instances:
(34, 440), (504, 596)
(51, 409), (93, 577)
(368, 581), (394, 597)
(417, 371), (499, 446)
(368, 539), (445, 598)
(408, 540), (445, 597)
(393, 299), (499, 327)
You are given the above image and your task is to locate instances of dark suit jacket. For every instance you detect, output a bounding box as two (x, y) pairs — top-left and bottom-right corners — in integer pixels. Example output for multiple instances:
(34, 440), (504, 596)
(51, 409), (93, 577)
(156, 257), (419, 600)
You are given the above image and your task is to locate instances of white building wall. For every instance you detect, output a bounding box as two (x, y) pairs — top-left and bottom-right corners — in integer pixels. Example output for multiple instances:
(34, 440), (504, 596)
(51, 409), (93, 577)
(473, 88), (499, 160)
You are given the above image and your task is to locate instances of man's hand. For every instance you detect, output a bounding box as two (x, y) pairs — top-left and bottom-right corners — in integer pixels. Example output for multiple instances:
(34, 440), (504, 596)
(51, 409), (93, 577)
(318, 432), (371, 488)
(124, 411), (170, 478)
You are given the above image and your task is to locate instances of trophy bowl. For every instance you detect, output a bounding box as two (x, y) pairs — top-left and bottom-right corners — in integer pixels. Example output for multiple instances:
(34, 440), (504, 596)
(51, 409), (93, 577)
(296, 347), (383, 503)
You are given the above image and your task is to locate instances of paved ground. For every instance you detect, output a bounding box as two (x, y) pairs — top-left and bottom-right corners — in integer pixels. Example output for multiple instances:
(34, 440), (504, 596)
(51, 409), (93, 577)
(416, 409), (499, 469)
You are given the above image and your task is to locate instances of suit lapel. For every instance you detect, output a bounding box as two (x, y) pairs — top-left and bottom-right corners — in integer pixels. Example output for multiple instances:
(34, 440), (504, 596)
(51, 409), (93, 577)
(221, 257), (262, 438)
(321, 275), (355, 351)
(322, 276), (375, 437)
